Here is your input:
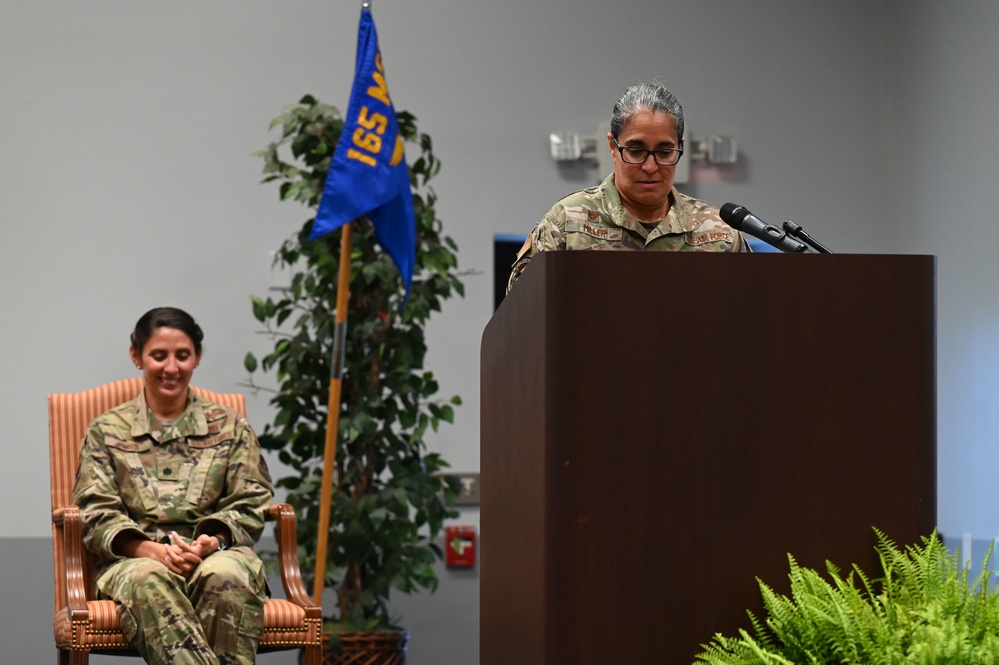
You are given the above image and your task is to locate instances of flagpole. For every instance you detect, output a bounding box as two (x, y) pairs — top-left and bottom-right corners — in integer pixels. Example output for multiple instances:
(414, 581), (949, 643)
(313, 221), (354, 605)
(309, 0), (415, 607)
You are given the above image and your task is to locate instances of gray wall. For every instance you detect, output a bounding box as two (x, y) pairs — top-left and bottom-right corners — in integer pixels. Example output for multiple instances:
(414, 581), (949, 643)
(882, 2), (999, 538)
(3, 1), (998, 663)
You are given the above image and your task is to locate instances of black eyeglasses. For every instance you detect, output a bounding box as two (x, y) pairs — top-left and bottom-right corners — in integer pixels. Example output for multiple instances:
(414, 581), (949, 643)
(612, 137), (683, 166)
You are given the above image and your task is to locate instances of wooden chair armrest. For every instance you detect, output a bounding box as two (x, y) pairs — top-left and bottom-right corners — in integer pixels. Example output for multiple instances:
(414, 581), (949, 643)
(54, 505), (92, 622)
(267, 503), (322, 616)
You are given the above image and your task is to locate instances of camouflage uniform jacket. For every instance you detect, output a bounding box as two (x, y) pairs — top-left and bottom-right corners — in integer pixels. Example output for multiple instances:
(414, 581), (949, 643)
(73, 390), (273, 575)
(508, 173), (750, 292)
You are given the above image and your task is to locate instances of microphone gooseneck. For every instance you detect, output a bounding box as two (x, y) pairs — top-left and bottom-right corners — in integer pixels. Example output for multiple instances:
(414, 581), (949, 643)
(782, 220), (834, 254)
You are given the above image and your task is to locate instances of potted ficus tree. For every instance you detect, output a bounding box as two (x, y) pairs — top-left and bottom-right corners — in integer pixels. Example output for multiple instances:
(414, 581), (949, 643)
(244, 94), (465, 664)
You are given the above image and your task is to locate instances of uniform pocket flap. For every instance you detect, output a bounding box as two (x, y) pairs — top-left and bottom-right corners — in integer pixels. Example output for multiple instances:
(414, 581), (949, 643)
(565, 219), (624, 241)
(103, 436), (151, 453)
(188, 434), (231, 449)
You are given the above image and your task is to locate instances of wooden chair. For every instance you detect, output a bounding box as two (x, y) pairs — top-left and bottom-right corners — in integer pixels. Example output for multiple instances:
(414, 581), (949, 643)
(49, 377), (323, 665)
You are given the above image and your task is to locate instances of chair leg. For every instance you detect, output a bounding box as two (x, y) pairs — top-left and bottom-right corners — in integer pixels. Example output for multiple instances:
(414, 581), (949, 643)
(303, 644), (322, 665)
(60, 648), (89, 665)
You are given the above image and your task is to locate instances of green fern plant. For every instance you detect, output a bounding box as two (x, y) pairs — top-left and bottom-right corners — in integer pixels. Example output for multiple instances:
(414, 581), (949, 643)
(696, 530), (999, 665)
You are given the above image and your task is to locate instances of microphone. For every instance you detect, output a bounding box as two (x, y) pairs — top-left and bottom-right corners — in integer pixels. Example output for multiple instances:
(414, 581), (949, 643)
(783, 220), (834, 254)
(719, 203), (809, 253)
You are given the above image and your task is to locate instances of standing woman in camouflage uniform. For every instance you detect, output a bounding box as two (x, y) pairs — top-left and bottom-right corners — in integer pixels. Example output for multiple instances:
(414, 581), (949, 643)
(508, 80), (751, 292)
(73, 307), (274, 665)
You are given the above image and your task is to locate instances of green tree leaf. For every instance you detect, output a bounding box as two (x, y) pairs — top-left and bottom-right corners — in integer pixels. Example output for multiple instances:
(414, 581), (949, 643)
(245, 95), (465, 630)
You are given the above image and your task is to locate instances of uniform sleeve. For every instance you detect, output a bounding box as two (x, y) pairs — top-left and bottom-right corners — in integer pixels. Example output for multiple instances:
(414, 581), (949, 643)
(734, 231), (753, 253)
(72, 423), (148, 560)
(194, 416), (274, 546)
(507, 206), (568, 294)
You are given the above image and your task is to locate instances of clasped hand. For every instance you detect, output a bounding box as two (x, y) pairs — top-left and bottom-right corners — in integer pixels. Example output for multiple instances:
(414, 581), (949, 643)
(134, 532), (221, 577)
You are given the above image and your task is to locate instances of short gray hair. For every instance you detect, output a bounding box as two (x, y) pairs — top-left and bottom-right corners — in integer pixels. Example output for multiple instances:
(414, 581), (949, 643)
(609, 82), (684, 143)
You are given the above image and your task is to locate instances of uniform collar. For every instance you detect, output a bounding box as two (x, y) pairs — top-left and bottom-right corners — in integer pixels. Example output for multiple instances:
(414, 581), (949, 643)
(603, 174), (699, 235)
(131, 390), (209, 442)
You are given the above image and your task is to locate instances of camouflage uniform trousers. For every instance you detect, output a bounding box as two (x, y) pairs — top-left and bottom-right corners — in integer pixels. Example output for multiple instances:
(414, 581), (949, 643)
(97, 547), (267, 665)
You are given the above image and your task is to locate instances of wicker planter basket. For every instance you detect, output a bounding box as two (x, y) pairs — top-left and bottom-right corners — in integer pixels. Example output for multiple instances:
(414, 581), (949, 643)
(321, 631), (409, 665)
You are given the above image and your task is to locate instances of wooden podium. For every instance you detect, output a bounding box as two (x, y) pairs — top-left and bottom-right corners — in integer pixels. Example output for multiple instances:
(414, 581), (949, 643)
(480, 252), (936, 665)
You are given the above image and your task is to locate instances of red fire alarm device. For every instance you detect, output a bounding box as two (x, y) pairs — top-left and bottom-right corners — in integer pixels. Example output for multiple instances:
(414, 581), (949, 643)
(445, 525), (476, 568)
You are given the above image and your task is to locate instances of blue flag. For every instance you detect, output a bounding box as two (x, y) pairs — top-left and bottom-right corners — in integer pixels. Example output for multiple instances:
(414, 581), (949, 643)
(312, 7), (416, 296)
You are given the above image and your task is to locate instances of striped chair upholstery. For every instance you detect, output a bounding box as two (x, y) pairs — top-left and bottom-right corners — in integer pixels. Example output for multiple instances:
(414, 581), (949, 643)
(50, 378), (323, 665)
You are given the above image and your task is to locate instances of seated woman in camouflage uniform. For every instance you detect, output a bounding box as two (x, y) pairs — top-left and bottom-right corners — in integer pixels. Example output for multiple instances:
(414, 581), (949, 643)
(508, 80), (751, 292)
(73, 307), (273, 665)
